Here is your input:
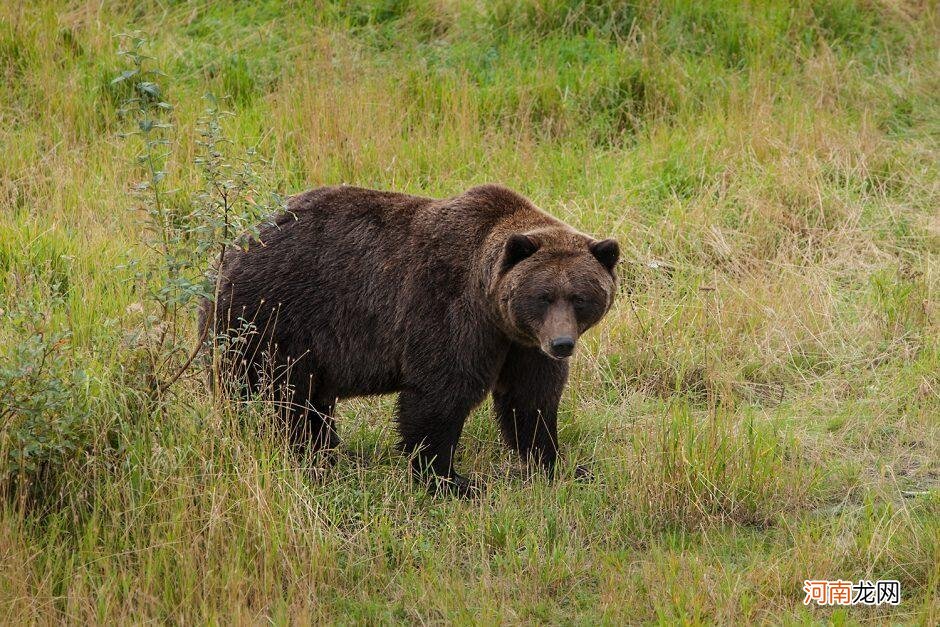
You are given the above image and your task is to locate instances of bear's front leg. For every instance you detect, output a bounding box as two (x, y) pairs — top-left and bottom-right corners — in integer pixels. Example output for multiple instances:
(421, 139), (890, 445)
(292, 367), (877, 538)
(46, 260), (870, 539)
(396, 385), (485, 497)
(493, 344), (572, 478)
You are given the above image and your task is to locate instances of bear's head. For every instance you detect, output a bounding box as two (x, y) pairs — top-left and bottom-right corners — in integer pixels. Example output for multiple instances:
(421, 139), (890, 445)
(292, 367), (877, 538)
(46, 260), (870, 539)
(493, 226), (619, 359)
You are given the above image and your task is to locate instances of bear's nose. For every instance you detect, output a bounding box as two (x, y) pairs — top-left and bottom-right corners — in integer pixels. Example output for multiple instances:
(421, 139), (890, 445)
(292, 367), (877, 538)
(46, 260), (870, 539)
(549, 336), (575, 358)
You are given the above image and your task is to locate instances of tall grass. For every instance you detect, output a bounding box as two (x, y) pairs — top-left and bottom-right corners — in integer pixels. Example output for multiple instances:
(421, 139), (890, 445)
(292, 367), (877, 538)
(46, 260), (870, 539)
(1, 1), (937, 622)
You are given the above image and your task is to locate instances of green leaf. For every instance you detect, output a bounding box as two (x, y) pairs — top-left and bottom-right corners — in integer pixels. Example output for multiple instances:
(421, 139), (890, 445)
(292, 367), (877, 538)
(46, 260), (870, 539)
(137, 81), (162, 99)
(111, 69), (138, 84)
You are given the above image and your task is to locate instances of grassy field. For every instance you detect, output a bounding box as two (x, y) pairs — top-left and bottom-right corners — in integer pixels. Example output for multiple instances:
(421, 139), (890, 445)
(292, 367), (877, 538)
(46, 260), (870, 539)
(1, 0), (938, 623)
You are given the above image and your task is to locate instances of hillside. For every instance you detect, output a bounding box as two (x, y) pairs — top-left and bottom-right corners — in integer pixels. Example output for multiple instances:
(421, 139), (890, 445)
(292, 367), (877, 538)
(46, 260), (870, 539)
(1, 1), (937, 622)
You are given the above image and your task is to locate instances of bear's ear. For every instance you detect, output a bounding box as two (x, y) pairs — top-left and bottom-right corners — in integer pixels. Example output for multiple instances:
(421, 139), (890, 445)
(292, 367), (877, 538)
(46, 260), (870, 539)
(501, 233), (539, 271)
(590, 238), (620, 272)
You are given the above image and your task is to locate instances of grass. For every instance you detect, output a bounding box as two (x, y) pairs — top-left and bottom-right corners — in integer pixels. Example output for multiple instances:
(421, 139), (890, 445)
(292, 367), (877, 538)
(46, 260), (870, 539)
(1, 0), (938, 623)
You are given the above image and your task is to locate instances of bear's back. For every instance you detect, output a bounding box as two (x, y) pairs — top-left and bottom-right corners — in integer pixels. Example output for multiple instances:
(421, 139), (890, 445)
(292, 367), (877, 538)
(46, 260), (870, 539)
(208, 183), (575, 399)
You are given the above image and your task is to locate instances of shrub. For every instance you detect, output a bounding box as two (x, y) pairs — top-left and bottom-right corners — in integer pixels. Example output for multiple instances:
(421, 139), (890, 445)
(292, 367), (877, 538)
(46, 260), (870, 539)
(0, 286), (89, 506)
(113, 33), (281, 399)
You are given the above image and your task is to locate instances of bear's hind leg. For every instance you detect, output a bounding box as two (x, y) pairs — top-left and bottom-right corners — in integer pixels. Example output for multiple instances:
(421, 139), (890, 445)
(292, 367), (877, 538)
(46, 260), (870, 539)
(289, 396), (340, 459)
(276, 368), (340, 463)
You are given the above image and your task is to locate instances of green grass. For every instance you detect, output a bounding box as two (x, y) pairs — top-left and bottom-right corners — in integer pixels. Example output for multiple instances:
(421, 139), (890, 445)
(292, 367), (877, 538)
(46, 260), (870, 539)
(1, 0), (938, 623)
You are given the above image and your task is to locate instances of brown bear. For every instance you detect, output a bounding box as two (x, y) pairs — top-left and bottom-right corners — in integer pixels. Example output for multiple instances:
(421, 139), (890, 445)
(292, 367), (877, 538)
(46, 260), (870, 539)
(203, 184), (619, 495)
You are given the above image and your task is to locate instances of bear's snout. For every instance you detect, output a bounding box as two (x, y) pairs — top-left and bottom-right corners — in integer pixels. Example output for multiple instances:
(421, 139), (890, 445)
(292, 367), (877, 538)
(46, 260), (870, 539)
(536, 300), (579, 359)
(548, 336), (575, 358)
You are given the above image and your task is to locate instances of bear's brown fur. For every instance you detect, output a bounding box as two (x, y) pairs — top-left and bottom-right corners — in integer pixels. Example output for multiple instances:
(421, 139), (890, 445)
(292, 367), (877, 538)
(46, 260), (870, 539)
(204, 184), (619, 495)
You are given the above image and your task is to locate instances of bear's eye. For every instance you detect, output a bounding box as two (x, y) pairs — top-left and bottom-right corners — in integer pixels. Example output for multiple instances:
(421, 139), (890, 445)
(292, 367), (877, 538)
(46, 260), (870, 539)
(539, 294), (552, 304)
(571, 295), (586, 306)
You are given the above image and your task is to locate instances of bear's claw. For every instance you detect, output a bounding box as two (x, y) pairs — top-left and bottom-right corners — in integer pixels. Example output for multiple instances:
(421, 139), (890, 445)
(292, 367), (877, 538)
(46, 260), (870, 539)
(427, 472), (483, 498)
(574, 464), (593, 482)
